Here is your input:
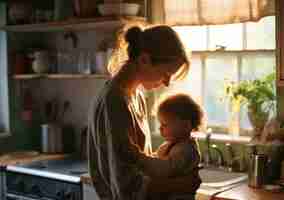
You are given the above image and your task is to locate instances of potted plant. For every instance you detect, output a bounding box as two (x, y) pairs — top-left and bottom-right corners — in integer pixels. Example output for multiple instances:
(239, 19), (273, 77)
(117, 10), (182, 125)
(223, 73), (276, 136)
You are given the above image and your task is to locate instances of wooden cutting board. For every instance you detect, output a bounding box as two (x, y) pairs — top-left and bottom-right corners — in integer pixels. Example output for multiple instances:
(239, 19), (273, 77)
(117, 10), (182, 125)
(0, 151), (39, 160)
(0, 152), (68, 166)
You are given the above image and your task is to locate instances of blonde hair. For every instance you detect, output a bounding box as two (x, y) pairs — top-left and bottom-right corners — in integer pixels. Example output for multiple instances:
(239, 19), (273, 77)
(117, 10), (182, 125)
(108, 25), (190, 80)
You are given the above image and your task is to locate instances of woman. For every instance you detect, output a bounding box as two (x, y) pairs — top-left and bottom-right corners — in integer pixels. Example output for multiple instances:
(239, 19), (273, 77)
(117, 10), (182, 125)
(87, 25), (200, 200)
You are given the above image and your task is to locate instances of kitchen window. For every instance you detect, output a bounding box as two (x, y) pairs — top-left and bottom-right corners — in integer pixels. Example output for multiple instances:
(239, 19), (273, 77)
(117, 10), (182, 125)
(149, 16), (276, 136)
(0, 31), (10, 137)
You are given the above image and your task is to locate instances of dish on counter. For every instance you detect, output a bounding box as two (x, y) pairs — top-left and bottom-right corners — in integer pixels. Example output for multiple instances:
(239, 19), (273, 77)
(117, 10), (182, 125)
(263, 184), (284, 193)
(0, 151), (39, 160)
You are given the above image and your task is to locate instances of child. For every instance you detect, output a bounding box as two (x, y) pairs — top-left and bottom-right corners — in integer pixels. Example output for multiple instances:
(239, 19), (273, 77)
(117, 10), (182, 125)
(140, 93), (204, 200)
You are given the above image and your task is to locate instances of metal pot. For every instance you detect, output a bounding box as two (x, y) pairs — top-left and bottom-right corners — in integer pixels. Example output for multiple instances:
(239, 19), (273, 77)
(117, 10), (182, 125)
(248, 153), (268, 188)
(41, 123), (63, 153)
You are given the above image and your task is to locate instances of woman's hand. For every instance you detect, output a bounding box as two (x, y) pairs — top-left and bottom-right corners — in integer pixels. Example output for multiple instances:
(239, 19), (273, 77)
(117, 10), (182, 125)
(147, 170), (201, 194)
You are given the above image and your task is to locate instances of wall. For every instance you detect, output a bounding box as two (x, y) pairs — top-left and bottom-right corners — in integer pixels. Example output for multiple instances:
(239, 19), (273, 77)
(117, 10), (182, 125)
(0, 29), (113, 153)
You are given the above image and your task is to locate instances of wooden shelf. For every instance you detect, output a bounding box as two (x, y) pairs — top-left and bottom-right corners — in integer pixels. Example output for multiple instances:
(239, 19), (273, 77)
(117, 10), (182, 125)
(0, 16), (147, 32)
(12, 74), (110, 80)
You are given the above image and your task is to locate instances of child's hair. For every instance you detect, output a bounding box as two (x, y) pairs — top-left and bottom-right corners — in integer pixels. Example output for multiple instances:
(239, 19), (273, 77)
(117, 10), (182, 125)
(157, 93), (204, 131)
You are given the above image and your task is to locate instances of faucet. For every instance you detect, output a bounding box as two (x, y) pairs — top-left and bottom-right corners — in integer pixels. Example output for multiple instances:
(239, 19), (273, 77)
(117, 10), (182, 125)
(203, 132), (212, 167)
(226, 143), (241, 172)
(211, 144), (225, 168)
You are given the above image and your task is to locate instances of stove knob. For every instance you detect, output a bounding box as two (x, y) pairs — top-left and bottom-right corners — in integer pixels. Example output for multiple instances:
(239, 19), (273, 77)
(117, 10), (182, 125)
(16, 181), (26, 193)
(56, 190), (65, 199)
(30, 185), (42, 197)
(64, 191), (76, 200)
(64, 191), (74, 200)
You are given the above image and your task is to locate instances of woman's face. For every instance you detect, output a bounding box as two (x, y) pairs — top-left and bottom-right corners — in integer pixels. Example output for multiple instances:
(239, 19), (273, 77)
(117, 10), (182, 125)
(140, 57), (184, 90)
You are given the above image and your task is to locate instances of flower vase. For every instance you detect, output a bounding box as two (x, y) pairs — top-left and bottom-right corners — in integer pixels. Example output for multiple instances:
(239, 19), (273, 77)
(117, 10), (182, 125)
(247, 104), (269, 138)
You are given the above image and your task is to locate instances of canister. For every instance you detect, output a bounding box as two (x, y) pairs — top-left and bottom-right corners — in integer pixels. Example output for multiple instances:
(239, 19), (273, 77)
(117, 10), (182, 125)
(248, 154), (268, 188)
(41, 123), (62, 153)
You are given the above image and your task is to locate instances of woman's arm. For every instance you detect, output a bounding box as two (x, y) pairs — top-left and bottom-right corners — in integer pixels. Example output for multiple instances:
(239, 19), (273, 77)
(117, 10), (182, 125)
(138, 153), (174, 177)
(138, 143), (202, 194)
(138, 142), (200, 177)
(147, 170), (201, 194)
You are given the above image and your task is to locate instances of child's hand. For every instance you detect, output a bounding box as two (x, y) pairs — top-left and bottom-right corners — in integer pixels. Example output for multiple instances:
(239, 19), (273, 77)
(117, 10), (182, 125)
(151, 152), (158, 158)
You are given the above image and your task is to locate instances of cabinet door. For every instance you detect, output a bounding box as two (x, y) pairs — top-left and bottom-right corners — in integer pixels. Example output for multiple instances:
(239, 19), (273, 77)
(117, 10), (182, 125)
(277, 0), (284, 85)
(0, 168), (5, 200)
(83, 184), (100, 200)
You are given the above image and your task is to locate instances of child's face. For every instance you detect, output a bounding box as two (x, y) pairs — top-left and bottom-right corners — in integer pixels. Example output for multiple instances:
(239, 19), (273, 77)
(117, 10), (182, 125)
(158, 112), (191, 141)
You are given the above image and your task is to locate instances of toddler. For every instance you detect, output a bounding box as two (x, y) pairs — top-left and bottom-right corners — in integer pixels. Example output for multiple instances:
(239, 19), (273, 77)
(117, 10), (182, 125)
(141, 93), (204, 200)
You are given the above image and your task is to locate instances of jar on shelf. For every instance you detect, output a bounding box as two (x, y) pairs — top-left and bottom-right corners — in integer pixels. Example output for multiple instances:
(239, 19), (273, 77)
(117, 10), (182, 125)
(30, 50), (50, 74)
(8, 1), (33, 25)
(73, 0), (101, 18)
(14, 53), (32, 74)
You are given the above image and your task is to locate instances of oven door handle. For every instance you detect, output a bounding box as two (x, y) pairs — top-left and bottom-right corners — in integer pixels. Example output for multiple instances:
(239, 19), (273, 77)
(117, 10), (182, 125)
(6, 193), (54, 200)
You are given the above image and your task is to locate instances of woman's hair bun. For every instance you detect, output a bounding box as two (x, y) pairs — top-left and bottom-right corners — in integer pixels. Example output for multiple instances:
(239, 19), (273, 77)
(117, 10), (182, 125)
(125, 26), (143, 44)
(125, 26), (143, 59)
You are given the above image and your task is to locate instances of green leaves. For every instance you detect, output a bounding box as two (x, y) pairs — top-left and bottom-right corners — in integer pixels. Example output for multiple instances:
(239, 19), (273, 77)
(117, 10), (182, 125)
(223, 73), (276, 114)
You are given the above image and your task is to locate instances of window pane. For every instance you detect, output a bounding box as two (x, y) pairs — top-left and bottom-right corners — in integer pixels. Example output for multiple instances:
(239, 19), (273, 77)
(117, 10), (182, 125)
(241, 52), (275, 80)
(205, 54), (238, 127)
(246, 16), (275, 50)
(168, 54), (202, 102)
(150, 54), (202, 135)
(173, 26), (207, 51)
(209, 23), (243, 50)
(240, 52), (276, 129)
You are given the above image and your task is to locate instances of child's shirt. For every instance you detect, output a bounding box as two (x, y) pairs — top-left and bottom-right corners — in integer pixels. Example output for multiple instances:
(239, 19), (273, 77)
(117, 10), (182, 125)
(156, 137), (200, 178)
(140, 137), (200, 178)
(139, 137), (201, 200)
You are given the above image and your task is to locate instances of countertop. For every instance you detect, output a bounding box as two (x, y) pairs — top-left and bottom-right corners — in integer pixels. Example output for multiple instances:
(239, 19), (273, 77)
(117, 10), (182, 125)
(80, 173), (239, 200)
(0, 151), (68, 166)
(81, 173), (93, 185)
(81, 174), (284, 200)
(3, 153), (283, 200)
(212, 182), (284, 200)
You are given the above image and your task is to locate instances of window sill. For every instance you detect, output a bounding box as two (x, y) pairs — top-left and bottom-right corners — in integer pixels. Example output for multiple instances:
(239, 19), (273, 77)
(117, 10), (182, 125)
(192, 132), (251, 144)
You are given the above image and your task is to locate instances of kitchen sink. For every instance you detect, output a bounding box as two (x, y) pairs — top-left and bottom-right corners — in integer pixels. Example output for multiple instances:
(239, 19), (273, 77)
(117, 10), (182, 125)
(199, 166), (248, 188)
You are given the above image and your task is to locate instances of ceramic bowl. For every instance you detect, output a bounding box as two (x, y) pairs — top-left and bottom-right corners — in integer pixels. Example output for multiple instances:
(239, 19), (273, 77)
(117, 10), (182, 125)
(98, 3), (140, 16)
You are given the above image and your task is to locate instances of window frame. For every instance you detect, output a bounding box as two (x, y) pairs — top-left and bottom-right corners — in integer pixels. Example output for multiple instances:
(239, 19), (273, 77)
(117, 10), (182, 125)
(192, 49), (275, 136)
(172, 18), (276, 136)
(276, 0), (284, 85)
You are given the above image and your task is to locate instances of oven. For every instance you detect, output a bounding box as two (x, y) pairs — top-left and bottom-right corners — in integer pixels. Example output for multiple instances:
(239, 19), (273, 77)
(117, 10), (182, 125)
(0, 166), (6, 200)
(5, 158), (86, 200)
(6, 171), (82, 200)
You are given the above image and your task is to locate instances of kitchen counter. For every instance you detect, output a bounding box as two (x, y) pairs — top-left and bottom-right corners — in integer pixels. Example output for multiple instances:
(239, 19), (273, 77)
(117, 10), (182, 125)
(0, 151), (68, 166)
(80, 173), (238, 200)
(81, 173), (93, 185)
(212, 182), (284, 200)
(81, 173), (284, 200)
(3, 155), (283, 200)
